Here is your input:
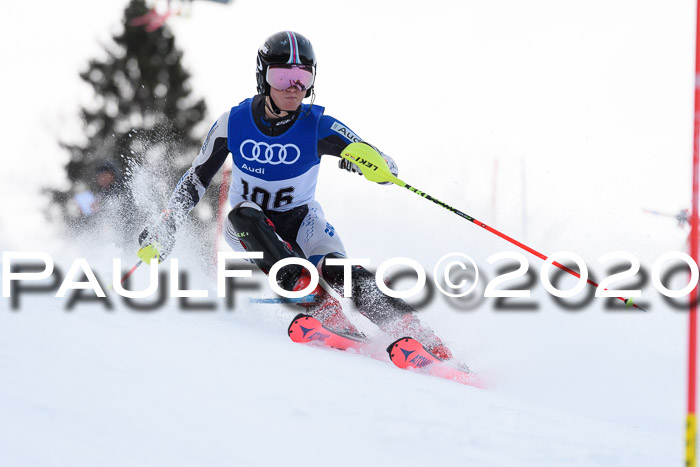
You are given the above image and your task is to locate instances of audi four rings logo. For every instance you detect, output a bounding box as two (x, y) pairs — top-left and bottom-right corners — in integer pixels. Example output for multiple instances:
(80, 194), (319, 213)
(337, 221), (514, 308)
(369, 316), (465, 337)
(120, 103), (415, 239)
(239, 139), (301, 165)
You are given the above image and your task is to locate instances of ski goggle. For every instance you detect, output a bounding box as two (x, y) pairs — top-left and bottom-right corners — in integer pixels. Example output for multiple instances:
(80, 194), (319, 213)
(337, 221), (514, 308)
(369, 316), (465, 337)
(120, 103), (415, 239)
(266, 64), (315, 91)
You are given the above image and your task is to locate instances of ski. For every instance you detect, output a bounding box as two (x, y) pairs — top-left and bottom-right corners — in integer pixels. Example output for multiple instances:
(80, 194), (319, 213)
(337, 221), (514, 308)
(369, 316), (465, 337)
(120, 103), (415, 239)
(387, 337), (485, 388)
(287, 313), (368, 353)
(251, 296), (317, 304)
(287, 314), (485, 388)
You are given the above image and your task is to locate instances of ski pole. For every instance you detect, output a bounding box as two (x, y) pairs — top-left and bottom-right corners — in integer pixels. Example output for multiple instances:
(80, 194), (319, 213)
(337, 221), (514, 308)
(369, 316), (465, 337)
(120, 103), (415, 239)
(341, 143), (645, 311)
(644, 208), (690, 226)
(114, 244), (162, 288)
(115, 241), (168, 286)
(107, 259), (142, 291)
(119, 260), (143, 285)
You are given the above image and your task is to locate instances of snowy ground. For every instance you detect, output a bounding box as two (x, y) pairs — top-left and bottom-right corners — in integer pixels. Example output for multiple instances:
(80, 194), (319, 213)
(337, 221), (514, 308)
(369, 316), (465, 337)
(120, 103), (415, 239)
(0, 230), (690, 466)
(2, 0), (698, 465)
(0, 297), (682, 467)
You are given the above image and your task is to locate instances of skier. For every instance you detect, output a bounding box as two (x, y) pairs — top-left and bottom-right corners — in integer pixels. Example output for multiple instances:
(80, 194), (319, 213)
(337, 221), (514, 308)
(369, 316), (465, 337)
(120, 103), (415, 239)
(138, 31), (453, 360)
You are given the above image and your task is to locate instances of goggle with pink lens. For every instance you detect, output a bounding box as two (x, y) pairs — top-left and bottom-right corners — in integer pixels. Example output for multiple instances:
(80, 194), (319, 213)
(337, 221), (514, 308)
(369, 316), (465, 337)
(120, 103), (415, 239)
(266, 64), (315, 91)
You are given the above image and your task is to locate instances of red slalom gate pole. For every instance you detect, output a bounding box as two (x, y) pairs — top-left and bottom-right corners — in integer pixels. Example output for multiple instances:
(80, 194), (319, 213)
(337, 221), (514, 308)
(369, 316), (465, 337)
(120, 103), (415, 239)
(687, 1), (700, 465)
(213, 165), (232, 265)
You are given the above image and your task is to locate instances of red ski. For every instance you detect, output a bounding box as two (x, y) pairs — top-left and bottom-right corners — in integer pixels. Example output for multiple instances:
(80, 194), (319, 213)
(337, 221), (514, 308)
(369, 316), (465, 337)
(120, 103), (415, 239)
(288, 314), (485, 389)
(387, 337), (485, 389)
(288, 314), (367, 352)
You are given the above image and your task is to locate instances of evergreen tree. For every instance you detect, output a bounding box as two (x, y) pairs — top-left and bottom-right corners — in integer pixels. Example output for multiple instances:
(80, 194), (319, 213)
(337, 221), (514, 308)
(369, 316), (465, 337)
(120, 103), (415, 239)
(52, 0), (212, 232)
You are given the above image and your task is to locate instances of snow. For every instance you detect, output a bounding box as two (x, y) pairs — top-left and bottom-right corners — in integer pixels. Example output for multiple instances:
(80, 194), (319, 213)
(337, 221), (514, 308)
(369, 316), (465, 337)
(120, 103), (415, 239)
(0, 237), (689, 466)
(0, 286), (682, 467)
(1, 0), (698, 465)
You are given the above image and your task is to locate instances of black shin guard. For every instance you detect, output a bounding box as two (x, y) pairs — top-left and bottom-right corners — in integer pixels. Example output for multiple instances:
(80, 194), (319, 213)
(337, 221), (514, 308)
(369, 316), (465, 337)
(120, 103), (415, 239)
(228, 202), (302, 291)
(321, 254), (414, 326)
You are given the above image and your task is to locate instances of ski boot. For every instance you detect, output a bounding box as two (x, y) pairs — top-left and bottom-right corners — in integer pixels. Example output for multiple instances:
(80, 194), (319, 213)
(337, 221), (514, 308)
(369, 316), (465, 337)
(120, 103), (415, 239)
(292, 270), (364, 339)
(380, 313), (453, 361)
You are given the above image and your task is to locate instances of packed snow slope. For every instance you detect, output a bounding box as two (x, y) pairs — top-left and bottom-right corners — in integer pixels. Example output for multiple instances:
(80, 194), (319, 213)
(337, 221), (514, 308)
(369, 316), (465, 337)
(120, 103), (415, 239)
(0, 232), (689, 466)
(0, 296), (683, 467)
(1, 0), (696, 465)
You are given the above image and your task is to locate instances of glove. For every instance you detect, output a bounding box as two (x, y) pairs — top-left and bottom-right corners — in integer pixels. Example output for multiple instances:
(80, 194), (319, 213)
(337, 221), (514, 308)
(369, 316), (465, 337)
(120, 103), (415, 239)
(137, 209), (177, 263)
(338, 143), (399, 185)
(338, 157), (364, 176)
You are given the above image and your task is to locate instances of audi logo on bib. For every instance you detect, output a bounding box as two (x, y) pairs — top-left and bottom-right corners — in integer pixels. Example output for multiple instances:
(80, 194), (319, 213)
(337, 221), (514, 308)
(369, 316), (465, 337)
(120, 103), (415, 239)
(239, 139), (301, 165)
